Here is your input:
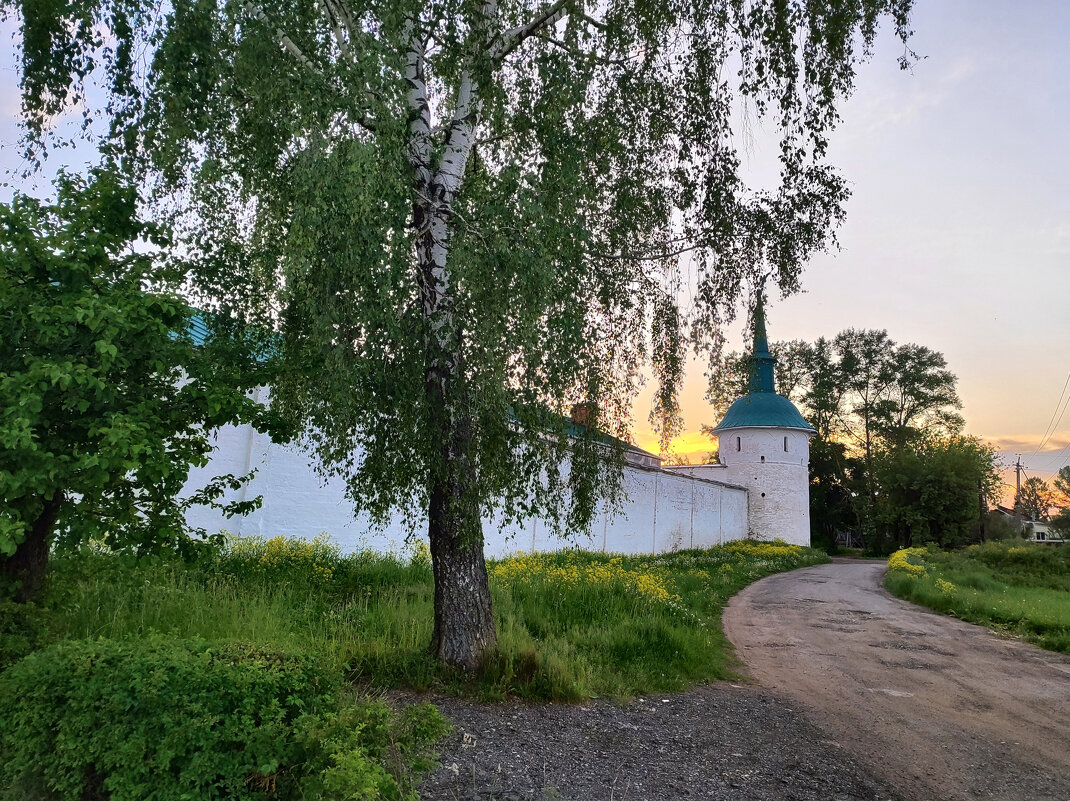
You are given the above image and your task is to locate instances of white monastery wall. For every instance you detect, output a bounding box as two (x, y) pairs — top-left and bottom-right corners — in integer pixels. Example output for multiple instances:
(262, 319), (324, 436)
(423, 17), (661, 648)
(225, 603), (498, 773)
(183, 423), (750, 557)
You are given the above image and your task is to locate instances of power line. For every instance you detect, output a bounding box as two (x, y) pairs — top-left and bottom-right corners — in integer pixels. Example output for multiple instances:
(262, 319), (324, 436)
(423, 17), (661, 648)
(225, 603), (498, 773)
(1032, 367), (1070, 458)
(1036, 438), (1070, 479)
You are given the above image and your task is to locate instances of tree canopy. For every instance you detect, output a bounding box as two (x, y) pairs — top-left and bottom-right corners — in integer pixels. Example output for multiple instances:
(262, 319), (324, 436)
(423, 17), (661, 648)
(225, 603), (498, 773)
(7, 0), (916, 667)
(1053, 465), (1070, 508)
(0, 170), (283, 600)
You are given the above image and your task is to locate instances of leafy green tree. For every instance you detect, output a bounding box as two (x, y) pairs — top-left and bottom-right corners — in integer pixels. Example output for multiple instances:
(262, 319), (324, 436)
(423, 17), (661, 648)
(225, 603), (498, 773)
(1053, 465), (1070, 508)
(1016, 476), (1054, 522)
(0, 171), (281, 601)
(8, 0), (915, 669)
(807, 436), (862, 547)
(870, 436), (999, 550)
(1050, 508), (1070, 539)
(870, 342), (963, 453)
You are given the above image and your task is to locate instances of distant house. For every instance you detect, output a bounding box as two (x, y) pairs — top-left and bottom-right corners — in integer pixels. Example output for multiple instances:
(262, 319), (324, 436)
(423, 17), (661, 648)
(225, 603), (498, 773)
(992, 505), (1065, 544)
(1026, 520), (1064, 544)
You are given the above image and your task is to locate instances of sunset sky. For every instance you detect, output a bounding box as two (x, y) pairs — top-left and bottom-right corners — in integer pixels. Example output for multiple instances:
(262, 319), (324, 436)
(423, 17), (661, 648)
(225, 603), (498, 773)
(630, 0), (1070, 501)
(1, 1), (1067, 502)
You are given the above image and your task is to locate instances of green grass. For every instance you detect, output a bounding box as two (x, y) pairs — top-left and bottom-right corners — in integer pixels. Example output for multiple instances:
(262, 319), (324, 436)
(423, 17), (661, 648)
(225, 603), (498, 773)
(24, 536), (828, 701)
(885, 541), (1070, 652)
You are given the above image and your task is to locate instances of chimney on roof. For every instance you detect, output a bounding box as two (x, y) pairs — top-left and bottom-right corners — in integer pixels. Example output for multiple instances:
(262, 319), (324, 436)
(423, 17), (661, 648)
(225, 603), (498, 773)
(570, 402), (598, 429)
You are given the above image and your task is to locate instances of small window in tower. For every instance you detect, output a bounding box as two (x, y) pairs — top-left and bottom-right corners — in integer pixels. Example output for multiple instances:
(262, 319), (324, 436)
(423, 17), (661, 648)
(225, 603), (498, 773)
(784, 436), (788, 452)
(736, 437), (741, 452)
(761, 492), (766, 498)
(761, 455), (765, 463)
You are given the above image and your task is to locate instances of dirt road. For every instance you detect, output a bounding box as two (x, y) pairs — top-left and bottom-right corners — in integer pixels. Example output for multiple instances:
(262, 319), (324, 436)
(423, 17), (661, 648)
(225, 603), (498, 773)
(723, 559), (1070, 801)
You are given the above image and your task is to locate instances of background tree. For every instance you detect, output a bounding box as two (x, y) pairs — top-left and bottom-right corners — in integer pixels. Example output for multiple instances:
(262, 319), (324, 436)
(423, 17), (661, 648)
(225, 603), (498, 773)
(1017, 476), (1054, 522)
(0, 171), (282, 601)
(869, 342), (963, 453)
(8, 0), (916, 670)
(807, 436), (862, 547)
(1052, 465), (1070, 508)
(870, 436), (999, 550)
(1049, 508), (1070, 539)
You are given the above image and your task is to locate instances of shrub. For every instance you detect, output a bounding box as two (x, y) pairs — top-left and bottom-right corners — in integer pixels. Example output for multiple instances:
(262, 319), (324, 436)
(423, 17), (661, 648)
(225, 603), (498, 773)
(0, 601), (57, 670)
(0, 638), (445, 800)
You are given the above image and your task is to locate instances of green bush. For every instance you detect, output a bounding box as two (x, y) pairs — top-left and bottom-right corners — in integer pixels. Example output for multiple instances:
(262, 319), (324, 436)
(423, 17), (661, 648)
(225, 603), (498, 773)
(0, 638), (446, 800)
(0, 601), (57, 670)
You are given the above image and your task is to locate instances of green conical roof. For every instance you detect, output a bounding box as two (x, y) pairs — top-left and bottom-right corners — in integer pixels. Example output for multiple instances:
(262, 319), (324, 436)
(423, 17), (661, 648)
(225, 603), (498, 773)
(713, 293), (815, 433)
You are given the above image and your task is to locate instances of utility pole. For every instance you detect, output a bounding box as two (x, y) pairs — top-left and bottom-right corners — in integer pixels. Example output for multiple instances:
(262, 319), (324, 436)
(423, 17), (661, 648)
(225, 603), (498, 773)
(1013, 455), (1023, 514)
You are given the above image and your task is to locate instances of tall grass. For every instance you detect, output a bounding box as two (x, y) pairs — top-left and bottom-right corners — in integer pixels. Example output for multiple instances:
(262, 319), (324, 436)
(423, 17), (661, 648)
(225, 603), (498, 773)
(885, 542), (1070, 653)
(33, 537), (828, 701)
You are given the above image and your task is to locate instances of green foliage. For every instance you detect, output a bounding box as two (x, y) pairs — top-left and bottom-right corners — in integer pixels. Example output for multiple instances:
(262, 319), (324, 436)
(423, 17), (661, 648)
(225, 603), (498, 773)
(0, 638), (445, 800)
(1054, 466), (1070, 507)
(0, 170), (286, 593)
(807, 435), (862, 547)
(34, 537), (826, 701)
(871, 436), (998, 549)
(886, 542), (1070, 653)
(0, 600), (57, 670)
(1050, 508), (1070, 538)
(982, 509), (1024, 542)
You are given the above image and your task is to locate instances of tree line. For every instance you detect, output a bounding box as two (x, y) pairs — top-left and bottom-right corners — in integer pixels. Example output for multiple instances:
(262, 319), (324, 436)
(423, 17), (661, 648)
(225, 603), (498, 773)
(706, 329), (1000, 553)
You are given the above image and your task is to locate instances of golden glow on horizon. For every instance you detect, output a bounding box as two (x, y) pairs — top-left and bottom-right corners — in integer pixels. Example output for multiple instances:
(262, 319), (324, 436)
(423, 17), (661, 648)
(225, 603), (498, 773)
(633, 429), (718, 462)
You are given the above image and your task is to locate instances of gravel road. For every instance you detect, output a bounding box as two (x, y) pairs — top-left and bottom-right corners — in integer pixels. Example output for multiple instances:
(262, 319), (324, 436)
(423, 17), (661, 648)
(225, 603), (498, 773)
(417, 684), (901, 800)
(417, 559), (1070, 800)
(723, 559), (1070, 801)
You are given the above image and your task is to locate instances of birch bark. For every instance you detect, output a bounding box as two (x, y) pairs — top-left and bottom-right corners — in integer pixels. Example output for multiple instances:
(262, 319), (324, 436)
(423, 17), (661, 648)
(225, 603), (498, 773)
(404, 11), (497, 670)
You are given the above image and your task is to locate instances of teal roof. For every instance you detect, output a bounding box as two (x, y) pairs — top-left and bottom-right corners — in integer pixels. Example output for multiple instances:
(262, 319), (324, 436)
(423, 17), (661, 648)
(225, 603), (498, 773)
(714, 392), (815, 432)
(187, 312), (211, 346)
(712, 291), (815, 433)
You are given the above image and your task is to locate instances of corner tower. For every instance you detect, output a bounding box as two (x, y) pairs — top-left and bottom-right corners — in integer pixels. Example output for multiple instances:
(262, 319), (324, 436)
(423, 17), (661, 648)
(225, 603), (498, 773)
(713, 295), (816, 545)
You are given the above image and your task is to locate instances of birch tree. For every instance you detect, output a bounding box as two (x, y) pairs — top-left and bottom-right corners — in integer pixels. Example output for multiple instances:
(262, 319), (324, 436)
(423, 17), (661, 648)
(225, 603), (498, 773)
(8, 0), (914, 670)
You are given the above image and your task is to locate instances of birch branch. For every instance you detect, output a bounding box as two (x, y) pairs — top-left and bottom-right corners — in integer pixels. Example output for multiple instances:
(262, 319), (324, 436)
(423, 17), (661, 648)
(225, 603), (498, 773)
(493, 0), (574, 61)
(402, 17), (433, 184)
(436, 0), (498, 196)
(538, 34), (637, 66)
(327, 0), (360, 43)
(319, 0), (351, 60)
(242, 1), (317, 72)
(242, 1), (379, 132)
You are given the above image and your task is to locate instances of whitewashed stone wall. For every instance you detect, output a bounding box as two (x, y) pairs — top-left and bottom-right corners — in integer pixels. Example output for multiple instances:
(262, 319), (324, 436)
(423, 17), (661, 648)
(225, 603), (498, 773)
(713, 427), (813, 546)
(182, 423), (749, 556)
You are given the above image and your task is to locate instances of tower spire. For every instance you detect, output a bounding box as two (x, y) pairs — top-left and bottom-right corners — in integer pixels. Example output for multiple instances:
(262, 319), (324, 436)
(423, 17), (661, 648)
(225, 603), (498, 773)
(749, 289), (777, 394)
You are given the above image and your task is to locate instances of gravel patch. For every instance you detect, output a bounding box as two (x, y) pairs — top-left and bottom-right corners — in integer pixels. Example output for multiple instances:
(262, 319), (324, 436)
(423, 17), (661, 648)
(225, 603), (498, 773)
(408, 684), (901, 801)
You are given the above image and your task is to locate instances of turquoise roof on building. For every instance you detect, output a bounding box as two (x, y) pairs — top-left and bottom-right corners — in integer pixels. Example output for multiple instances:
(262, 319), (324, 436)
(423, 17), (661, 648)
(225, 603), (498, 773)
(714, 391), (815, 432)
(187, 312), (211, 347)
(712, 291), (815, 433)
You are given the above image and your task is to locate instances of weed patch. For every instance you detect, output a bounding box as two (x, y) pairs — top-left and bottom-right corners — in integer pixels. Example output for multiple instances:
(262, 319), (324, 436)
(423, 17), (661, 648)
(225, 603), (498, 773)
(17, 537), (827, 702)
(885, 542), (1070, 652)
